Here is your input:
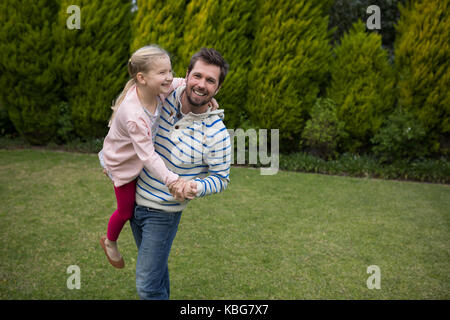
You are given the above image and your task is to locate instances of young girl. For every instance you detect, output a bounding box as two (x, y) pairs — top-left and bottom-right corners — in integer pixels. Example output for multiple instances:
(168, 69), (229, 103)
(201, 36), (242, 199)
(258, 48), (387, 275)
(99, 45), (195, 269)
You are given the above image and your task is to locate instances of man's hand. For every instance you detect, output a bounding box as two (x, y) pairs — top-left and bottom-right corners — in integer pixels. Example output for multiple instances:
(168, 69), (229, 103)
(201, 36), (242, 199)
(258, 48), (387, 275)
(168, 178), (197, 201)
(183, 181), (197, 200)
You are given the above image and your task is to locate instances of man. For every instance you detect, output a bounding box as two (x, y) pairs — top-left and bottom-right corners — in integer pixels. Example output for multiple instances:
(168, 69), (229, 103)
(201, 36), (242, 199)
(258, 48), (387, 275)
(130, 48), (231, 300)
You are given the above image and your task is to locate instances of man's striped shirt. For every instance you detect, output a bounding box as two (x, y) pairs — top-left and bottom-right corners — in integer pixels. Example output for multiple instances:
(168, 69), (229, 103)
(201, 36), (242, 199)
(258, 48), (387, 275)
(136, 86), (231, 212)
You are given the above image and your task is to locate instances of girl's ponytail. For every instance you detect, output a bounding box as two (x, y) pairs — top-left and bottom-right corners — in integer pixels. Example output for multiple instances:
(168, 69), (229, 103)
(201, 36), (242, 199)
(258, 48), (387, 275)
(108, 78), (135, 127)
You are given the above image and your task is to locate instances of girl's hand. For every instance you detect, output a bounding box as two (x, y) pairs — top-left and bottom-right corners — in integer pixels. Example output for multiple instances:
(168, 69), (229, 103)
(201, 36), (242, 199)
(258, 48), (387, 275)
(102, 169), (114, 184)
(208, 98), (219, 111)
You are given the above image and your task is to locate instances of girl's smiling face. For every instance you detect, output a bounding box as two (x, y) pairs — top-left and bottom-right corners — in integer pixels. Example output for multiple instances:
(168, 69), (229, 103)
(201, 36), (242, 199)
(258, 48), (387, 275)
(137, 55), (174, 95)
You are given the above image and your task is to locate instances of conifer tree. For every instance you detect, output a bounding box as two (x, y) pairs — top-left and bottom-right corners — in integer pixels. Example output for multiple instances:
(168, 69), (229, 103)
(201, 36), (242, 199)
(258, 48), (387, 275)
(53, 0), (132, 139)
(327, 21), (396, 153)
(175, 0), (217, 74)
(246, 0), (332, 152)
(177, 0), (256, 129)
(394, 0), (450, 155)
(131, 0), (187, 75)
(0, 0), (61, 144)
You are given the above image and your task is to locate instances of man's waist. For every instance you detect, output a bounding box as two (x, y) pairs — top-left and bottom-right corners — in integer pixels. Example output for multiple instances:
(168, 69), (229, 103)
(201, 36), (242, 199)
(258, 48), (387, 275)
(135, 192), (188, 213)
(134, 205), (181, 215)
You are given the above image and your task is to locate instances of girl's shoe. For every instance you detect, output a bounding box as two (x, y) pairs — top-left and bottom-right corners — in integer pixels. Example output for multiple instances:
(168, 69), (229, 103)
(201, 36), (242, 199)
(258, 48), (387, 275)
(100, 236), (125, 269)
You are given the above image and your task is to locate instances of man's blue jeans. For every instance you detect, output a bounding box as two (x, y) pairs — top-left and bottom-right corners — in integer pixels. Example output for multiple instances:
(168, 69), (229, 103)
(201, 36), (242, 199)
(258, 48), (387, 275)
(130, 205), (182, 300)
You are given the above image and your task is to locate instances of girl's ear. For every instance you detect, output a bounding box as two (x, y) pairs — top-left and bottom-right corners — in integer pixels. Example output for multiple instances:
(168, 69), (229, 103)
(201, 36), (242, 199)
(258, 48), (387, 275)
(136, 72), (146, 85)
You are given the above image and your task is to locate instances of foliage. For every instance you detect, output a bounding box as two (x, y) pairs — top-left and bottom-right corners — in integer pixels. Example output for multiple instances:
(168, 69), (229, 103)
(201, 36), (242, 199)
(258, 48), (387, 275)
(327, 21), (396, 153)
(394, 0), (450, 156)
(0, 102), (16, 136)
(0, 0), (448, 164)
(0, 0), (61, 144)
(301, 98), (347, 159)
(371, 107), (429, 163)
(174, 0), (256, 130)
(53, 0), (132, 139)
(246, 0), (332, 152)
(279, 152), (450, 184)
(328, 0), (407, 53)
(55, 101), (76, 144)
(131, 0), (187, 72)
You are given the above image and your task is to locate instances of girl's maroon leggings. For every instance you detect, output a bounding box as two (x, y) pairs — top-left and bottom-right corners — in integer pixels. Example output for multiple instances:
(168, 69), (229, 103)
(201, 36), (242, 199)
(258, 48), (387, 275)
(107, 179), (137, 241)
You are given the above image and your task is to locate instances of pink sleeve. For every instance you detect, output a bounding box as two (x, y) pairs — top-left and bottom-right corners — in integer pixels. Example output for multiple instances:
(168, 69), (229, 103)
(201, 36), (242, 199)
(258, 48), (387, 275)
(127, 118), (179, 186)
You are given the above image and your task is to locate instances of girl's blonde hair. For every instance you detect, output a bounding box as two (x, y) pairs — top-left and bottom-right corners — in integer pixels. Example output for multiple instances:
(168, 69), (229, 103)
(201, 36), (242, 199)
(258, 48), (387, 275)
(109, 44), (170, 126)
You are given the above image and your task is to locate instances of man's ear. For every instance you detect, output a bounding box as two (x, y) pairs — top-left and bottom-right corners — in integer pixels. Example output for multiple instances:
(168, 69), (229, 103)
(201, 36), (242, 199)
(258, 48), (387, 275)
(214, 85), (221, 96)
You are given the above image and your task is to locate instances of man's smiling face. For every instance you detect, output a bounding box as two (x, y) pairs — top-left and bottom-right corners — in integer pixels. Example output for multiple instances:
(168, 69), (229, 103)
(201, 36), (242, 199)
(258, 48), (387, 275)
(184, 59), (221, 108)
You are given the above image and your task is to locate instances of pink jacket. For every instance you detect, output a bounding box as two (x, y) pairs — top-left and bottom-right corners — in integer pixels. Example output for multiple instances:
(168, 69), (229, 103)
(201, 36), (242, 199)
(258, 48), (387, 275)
(101, 84), (179, 187)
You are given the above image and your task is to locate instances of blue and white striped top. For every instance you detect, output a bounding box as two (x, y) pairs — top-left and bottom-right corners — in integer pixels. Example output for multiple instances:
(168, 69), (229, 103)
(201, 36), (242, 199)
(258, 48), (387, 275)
(135, 86), (231, 212)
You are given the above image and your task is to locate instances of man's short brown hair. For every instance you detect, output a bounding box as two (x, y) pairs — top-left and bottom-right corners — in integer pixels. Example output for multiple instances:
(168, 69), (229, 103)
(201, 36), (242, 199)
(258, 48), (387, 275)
(187, 48), (229, 87)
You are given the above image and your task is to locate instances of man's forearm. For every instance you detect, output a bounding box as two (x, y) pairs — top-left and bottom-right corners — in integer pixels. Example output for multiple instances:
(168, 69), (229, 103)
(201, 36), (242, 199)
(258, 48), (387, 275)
(194, 173), (229, 197)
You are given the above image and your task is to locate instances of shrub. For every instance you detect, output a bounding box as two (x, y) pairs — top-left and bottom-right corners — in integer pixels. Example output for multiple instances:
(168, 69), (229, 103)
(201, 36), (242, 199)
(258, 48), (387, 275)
(53, 0), (132, 139)
(301, 98), (347, 159)
(327, 20), (396, 153)
(394, 0), (450, 156)
(0, 0), (61, 144)
(246, 0), (332, 153)
(132, 0), (256, 130)
(175, 0), (256, 130)
(0, 102), (16, 136)
(55, 101), (76, 144)
(279, 152), (450, 184)
(371, 107), (429, 163)
(328, 0), (406, 52)
(131, 0), (187, 71)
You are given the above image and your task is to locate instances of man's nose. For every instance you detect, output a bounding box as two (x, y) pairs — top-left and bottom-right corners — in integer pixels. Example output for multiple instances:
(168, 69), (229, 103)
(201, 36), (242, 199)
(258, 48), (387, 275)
(197, 78), (206, 89)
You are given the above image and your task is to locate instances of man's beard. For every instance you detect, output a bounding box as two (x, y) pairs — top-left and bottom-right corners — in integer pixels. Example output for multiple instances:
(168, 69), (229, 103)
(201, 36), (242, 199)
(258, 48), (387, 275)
(185, 86), (213, 108)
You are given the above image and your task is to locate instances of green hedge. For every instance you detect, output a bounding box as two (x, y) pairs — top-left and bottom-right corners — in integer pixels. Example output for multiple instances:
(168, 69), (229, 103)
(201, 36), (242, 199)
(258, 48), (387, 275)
(177, 0), (256, 130)
(0, 0), (448, 163)
(394, 0), (450, 156)
(278, 152), (450, 184)
(0, 0), (61, 144)
(131, 0), (187, 68)
(328, 20), (395, 153)
(246, 0), (332, 152)
(53, 0), (132, 140)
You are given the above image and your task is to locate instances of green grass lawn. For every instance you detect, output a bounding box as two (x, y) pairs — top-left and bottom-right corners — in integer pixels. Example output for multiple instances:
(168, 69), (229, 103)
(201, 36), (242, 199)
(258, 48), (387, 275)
(0, 149), (449, 299)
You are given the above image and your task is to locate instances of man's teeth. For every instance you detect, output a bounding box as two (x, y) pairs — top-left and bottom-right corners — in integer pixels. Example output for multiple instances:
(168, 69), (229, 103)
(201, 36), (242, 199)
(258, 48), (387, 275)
(194, 89), (206, 96)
